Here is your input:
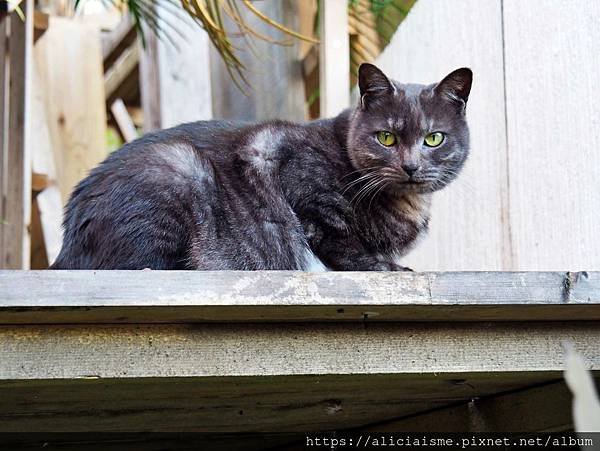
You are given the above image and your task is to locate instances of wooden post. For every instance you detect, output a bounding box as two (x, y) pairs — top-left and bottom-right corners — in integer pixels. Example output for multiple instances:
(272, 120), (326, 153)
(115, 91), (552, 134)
(139, 6), (212, 132)
(0, 17), (7, 263)
(1, 0), (33, 269)
(110, 98), (137, 143)
(34, 16), (107, 204)
(319, 0), (350, 117)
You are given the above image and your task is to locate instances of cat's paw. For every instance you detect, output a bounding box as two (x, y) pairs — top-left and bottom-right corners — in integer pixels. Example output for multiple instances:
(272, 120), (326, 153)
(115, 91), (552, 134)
(374, 261), (413, 271)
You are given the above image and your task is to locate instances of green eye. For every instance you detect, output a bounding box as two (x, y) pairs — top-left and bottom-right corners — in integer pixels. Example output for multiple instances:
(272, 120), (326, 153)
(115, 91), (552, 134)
(376, 131), (396, 147)
(424, 132), (445, 147)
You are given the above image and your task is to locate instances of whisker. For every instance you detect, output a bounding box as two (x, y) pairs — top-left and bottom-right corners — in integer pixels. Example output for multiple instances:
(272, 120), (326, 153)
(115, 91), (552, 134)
(351, 176), (387, 211)
(339, 166), (384, 181)
(368, 180), (390, 213)
(340, 171), (383, 194)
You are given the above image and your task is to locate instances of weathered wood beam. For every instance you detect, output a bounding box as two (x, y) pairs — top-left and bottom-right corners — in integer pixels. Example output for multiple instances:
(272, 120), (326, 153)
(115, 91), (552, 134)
(319, 0), (350, 117)
(0, 271), (598, 324)
(110, 98), (137, 143)
(101, 15), (135, 68)
(367, 381), (576, 432)
(0, 322), (598, 432)
(104, 41), (139, 102)
(0, 16), (7, 264)
(1, 0), (33, 269)
(138, 7), (211, 132)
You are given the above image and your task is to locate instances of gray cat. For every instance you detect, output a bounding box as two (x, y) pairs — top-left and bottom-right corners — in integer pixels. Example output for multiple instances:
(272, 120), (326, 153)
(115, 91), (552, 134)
(51, 63), (472, 270)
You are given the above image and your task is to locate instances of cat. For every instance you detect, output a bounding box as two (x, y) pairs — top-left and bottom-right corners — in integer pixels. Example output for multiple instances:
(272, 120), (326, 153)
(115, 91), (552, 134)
(50, 63), (472, 271)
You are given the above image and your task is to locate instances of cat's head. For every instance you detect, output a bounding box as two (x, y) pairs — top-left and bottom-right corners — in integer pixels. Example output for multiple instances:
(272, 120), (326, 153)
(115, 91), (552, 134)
(347, 63), (472, 194)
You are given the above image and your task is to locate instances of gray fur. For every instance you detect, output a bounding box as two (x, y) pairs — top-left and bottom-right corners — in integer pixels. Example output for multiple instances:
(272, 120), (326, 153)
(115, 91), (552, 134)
(51, 64), (472, 271)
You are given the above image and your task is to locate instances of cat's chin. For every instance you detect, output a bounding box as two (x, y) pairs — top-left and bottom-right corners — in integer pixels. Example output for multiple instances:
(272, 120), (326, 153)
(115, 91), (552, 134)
(389, 181), (437, 195)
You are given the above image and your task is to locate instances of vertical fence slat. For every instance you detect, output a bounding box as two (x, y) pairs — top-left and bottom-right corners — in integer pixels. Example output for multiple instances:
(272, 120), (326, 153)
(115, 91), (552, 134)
(2, 0), (33, 269)
(0, 17), (8, 268)
(375, 0), (508, 270)
(0, 17), (7, 264)
(34, 16), (107, 204)
(503, 0), (600, 270)
(319, 0), (350, 117)
(140, 6), (212, 131)
(139, 27), (161, 133)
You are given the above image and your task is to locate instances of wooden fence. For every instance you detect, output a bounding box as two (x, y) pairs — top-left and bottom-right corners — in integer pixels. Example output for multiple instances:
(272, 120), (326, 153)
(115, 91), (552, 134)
(376, 0), (600, 271)
(0, 0), (33, 270)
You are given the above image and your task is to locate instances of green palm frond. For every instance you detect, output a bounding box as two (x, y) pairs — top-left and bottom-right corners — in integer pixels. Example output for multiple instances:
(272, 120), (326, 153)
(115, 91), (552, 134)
(347, 0), (415, 83)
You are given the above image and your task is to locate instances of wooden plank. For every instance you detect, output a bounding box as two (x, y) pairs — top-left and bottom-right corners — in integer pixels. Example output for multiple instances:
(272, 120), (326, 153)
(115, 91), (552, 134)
(30, 57), (56, 180)
(0, 16), (7, 266)
(368, 381), (576, 432)
(209, 0), (306, 122)
(152, 7), (211, 128)
(110, 98), (137, 142)
(139, 6), (211, 131)
(375, 0), (508, 271)
(7, 322), (598, 378)
(1, 0), (33, 269)
(0, 373), (555, 434)
(138, 27), (161, 133)
(34, 16), (107, 203)
(0, 271), (599, 324)
(503, 0), (600, 271)
(101, 15), (135, 66)
(319, 0), (350, 117)
(30, 172), (48, 192)
(29, 195), (48, 269)
(33, 10), (49, 42)
(35, 185), (63, 265)
(104, 42), (139, 101)
(0, 322), (598, 431)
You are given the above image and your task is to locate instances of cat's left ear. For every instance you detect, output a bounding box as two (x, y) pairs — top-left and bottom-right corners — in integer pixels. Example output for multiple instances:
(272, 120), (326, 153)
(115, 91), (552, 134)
(358, 63), (394, 109)
(435, 68), (473, 108)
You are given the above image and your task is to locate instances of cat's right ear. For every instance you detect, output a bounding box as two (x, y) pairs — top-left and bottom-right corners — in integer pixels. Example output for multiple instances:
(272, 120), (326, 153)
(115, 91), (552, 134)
(358, 63), (393, 109)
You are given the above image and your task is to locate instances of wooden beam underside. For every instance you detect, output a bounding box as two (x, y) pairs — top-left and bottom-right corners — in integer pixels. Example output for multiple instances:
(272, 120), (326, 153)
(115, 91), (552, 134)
(0, 321), (598, 432)
(0, 271), (598, 323)
(368, 381), (575, 433)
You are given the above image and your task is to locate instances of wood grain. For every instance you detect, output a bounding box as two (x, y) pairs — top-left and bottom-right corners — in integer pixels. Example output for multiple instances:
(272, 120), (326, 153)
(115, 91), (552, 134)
(138, 27), (161, 133)
(2, 0), (33, 269)
(110, 98), (137, 143)
(0, 372), (554, 433)
(35, 185), (63, 265)
(0, 18), (7, 267)
(319, 0), (350, 117)
(0, 322), (598, 431)
(33, 16), (107, 203)
(376, 0), (509, 271)
(155, 8), (212, 128)
(0, 271), (598, 323)
(139, 8), (212, 130)
(368, 381), (576, 432)
(104, 42), (139, 102)
(209, 0), (306, 122)
(503, 0), (600, 270)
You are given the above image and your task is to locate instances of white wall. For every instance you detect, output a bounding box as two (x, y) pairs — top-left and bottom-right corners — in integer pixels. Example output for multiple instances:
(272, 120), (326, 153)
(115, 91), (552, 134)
(376, 0), (600, 271)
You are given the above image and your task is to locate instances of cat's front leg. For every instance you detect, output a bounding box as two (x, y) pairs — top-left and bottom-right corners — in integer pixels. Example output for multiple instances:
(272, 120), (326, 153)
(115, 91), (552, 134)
(315, 235), (411, 271)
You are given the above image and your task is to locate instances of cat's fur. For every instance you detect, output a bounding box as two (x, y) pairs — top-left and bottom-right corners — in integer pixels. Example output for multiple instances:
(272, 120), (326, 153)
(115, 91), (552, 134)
(51, 64), (472, 271)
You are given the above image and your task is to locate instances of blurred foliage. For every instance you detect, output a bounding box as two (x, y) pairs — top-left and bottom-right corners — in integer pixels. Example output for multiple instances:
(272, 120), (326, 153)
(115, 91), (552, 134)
(75, 0), (415, 87)
(347, 0), (415, 83)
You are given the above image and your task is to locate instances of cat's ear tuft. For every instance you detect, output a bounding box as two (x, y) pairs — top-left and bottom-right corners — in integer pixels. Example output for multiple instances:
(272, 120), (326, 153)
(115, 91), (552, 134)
(435, 68), (473, 106)
(358, 63), (393, 109)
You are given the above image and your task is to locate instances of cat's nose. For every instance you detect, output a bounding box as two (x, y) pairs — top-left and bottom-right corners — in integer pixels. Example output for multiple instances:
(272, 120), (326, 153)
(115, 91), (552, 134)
(402, 162), (420, 177)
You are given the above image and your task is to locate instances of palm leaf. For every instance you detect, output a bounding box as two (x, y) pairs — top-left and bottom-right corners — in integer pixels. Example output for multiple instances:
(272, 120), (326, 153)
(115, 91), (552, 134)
(74, 0), (415, 89)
